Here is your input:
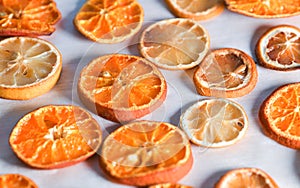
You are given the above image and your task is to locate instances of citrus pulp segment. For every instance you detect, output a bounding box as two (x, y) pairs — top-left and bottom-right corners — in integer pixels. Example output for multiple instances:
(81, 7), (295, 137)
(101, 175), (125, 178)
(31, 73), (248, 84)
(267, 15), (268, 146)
(99, 121), (193, 186)
(259, 83), (300, 149)
(139, 18), (210, 70)
(256, 25), (300, 71)
(0, 0), (61, 36)
(0, 37), (62, 100)
(0, 174), (38, 188)
(193, 48), (258, 98)
(9, 105), (102, 168)
(74, 0), (144, 43)
(78, 54), (167, 122)
(180, 98), (248, 147)
(149, 183), (193, 188)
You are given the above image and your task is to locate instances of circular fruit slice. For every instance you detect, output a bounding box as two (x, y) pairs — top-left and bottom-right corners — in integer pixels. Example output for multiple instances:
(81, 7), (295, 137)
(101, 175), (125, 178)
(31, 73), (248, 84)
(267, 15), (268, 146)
(0, 0), (61, 36)
(193, 48), (258, 98)
(215, 168), (279, 188)
(73, 0), (144, 43)
(259, 83), (300, 149)
(78, 54), (167, 123)
(149, 183), (193, 188)
(256, 25), (300, 71)
(99, 121), (193, 186)
(0, 37), (62, 100)
(225, 0), (300, 18)
(165, 0), (224, 20)
(0, 174), (38, 188)
(9, 105), (102, 169)
(180, 98), (248, 147)
(139, 18), (210, 70)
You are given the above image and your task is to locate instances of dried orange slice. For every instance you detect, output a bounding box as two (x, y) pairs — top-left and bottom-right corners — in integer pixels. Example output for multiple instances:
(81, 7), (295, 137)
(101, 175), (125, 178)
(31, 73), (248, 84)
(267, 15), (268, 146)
(9, 105), (102, 169)
(73, 0), (144, 43)
(180, 98), (248, 147)
(225, 0), (300, 18)
(259, 83), (300, 149)
(0, 37), (62, 100)
(193, 48), (258, 98)
(99, 121), (193, 186)
(256, 25), (300, 71)
(0, 174), (38, 188)
(165, 0), (224, 20)
(0, 0), (61, 36)
(78, 54), (167, 123)
(215, 168), (279, 188)
(139, 18), (210, 70)
(149, 183), (193, 188)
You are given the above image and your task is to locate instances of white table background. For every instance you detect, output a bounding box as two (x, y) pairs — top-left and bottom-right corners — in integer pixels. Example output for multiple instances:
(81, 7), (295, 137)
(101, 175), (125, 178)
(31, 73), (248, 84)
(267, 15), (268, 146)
(0, 0), (300, 187)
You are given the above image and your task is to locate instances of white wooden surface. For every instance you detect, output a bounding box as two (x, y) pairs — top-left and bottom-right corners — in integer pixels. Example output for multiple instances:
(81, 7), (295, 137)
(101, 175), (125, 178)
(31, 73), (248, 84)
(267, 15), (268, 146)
(0, 0), (300, 187)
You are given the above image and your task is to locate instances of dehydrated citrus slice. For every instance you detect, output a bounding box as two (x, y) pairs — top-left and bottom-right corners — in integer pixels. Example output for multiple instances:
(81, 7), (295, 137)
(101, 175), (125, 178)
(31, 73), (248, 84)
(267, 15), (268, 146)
(215, 168), (279, 188)
(0, 37), (62, 100)
(149, 183), (193, 188)
(99, 121), (193, 186)
(0, 174), (38, 188)
(225, 0), (300, 18)
(0, 0), (61, 36)
(165, 0), (224, 20)
(139, 18), (210, 70)
(193, 48), (258, 98)
(78, 54), (167, 123)
(74, 0), (144, 43)
(259, 83), (300, 149)
(256, 25), (300, 71)
(9, 105), (102, 169)
(180, 98), (248, 147)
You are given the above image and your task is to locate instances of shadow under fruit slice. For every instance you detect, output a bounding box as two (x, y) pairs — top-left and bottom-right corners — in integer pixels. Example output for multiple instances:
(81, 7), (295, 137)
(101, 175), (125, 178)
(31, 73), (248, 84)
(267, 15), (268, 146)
(73, 0), (144, 43)
(215, 168), (279, 188)
(9, 105), (102, 169)
(0, 0), (61, 36)
(259, 82), (300, 149)
(0, 174), (38, 188)
(77, 54), (167, 123)
(99, 121), (193, 186)
(0, 37), (62, 100)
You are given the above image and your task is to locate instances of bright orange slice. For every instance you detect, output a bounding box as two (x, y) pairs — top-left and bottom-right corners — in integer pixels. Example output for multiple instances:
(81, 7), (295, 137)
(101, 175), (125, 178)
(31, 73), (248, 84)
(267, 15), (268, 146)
(225, 0), (300, 18)
(259, 83), (300, 149)
(215, 168), (279, 188)
(74, 0), (144, 43)
(0, 37), (62, 100)
(149, 183), (193, 188)
(0, 174), (38, 188)
(180, 98), (248, 147)
(165, 0), (224, 20)
(78, 54), (167, 123)
(9, 105), (102, 169)
(99, 121), (193, 186)
(193, 48), (258, 98)
(0, 0), (61, 36)
(139, 18), (210, 70)
(256, 25), (300, 71)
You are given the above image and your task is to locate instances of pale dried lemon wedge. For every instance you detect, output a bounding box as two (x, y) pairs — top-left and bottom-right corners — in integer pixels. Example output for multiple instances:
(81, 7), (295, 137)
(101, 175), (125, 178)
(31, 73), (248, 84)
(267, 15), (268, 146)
(0, 37), (62, 100)
(180, 98), (248, 147)
(139, 18), (210, 70)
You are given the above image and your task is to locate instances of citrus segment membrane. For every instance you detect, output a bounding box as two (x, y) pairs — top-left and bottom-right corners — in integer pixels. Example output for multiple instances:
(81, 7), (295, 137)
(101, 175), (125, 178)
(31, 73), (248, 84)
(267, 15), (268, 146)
(193, 48), (257, 98)
(225, 0), (300, 18)
(0, 174), (38, 188)
(0, 37), (62, 100)
(140, 18), (210, 70)
(259, 83), (300, 149)
(180, 98), (248, 147)
(9, 105), (102, 168)
(78, 54), (167, 122)
(256, 25), (300, 71)
(74, 0), (144, 43)
(99, 121), (193, 186)
(0, 0), (61, 36)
